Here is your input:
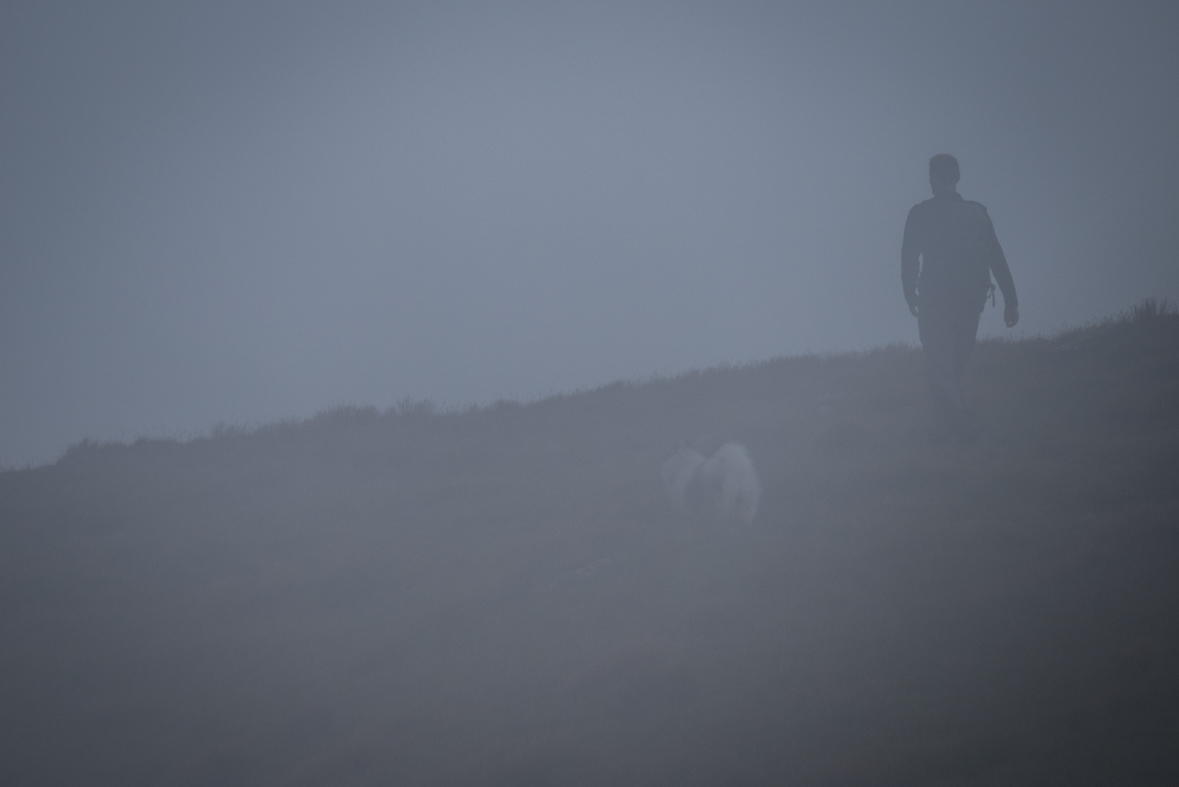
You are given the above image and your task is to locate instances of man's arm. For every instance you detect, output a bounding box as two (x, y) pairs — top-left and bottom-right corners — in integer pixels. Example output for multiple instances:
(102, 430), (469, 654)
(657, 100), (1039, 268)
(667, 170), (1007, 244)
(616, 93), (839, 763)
(984, 212), (1018, 326)
(901, 207), (921, 317)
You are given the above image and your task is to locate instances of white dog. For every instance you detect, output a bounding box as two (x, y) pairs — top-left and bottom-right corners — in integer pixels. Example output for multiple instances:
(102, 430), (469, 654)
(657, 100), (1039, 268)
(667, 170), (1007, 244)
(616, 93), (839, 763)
(661, 442), (761, 523)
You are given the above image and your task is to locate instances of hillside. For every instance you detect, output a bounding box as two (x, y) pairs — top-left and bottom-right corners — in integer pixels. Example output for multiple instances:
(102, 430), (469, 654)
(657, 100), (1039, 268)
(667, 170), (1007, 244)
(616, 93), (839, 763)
(2, 303), (1178, 786)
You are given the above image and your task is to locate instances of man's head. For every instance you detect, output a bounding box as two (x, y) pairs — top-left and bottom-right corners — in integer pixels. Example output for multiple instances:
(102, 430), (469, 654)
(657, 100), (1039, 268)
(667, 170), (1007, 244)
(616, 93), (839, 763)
(928, 153), (960, 194)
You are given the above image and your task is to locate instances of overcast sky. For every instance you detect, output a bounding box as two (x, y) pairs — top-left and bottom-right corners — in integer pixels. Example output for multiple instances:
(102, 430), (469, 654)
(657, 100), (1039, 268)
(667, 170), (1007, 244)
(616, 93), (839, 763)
(2, 0), (1177, 467)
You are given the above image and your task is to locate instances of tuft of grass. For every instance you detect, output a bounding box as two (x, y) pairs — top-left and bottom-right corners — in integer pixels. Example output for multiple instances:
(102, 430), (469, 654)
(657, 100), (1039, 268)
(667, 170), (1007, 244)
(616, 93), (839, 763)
(1127, 296), (1175, 322)
(389, 397), (438, 418)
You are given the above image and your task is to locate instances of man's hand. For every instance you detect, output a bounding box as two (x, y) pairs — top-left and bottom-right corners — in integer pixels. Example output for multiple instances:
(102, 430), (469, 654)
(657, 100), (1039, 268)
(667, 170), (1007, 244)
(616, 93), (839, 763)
(1004, 305), (1019, 327)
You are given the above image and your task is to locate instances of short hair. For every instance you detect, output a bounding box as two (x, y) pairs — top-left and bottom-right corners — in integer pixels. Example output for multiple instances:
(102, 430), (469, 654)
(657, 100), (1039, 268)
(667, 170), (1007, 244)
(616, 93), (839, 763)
(929, 153), (960, 184)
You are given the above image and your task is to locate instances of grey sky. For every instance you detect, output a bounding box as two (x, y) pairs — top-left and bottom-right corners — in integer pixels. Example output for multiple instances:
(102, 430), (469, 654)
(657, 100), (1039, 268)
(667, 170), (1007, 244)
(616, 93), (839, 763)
(2, 0), (1177, 467)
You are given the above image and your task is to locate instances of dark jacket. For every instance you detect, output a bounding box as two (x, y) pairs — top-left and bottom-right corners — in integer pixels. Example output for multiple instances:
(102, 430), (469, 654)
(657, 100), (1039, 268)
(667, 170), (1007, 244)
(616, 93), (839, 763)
(902, 191), (1017, 312)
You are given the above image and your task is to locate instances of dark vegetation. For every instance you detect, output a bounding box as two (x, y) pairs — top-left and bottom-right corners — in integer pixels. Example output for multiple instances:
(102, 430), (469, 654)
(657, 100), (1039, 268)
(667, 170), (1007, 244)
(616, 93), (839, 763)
(3, 302), (1179, 786)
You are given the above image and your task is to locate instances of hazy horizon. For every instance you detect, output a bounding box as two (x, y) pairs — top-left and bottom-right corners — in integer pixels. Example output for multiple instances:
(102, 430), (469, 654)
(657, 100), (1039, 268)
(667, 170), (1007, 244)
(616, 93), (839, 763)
(4, 0), (1178, 468)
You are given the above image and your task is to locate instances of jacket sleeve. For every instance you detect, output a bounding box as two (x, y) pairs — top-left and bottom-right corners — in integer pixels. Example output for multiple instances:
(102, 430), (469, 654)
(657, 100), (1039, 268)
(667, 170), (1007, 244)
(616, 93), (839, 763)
(901, 206), (920, 309)
(984, 211), (1017, 309)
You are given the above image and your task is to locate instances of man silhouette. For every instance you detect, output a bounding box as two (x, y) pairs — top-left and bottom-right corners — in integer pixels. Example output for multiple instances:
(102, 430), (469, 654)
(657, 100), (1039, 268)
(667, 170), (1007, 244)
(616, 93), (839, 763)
(902, 154), (1018, 444)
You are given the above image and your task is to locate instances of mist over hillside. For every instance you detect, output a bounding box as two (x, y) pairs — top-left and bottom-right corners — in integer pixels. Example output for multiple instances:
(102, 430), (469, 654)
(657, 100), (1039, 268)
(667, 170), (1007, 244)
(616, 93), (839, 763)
(2, 304), (1178, 785)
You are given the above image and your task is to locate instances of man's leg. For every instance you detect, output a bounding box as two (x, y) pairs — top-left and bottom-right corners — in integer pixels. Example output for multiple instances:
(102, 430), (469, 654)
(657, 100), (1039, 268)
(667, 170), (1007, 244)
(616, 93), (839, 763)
(947, 306), (983, 443)
(951, 307), (982, 388)
(918, 306), (961, 439)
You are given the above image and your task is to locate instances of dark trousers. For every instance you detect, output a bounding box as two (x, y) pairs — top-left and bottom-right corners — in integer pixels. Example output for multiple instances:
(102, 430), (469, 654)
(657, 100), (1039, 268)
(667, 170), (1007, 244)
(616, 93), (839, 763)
(917, 301), (982, 430)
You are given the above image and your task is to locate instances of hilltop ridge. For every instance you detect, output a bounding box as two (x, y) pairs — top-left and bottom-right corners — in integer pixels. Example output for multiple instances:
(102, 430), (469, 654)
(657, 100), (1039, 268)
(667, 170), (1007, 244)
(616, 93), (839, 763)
(2, 303), (1178, 785)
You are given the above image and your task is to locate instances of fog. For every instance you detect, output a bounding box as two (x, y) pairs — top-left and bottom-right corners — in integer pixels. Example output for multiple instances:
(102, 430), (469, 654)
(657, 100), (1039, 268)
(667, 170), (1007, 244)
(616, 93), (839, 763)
(3, 0), (1177, 468)
(5, 312), (1178, 782)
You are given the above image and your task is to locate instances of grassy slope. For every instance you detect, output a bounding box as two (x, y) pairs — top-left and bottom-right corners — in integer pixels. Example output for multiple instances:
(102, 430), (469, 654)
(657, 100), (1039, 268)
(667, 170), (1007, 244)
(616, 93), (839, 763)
(2, 307), (1178, 786)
